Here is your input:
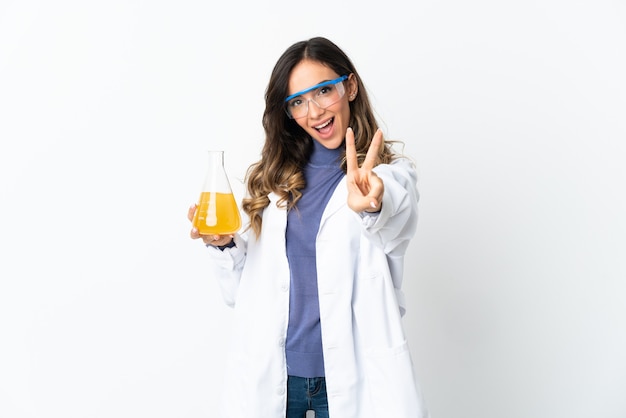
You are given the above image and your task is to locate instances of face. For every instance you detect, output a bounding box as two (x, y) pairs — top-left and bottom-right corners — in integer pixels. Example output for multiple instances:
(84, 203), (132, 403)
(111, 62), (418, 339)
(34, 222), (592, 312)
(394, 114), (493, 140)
(287, 59), (357, 149)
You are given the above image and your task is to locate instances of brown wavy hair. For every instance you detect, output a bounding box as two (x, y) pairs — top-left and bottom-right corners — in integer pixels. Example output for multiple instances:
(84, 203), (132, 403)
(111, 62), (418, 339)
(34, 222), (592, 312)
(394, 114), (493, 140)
(242, 37), (395, 238)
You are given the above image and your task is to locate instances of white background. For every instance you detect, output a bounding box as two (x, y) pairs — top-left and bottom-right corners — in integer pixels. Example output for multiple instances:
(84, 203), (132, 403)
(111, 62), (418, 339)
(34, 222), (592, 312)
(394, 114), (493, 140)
(1, 1), (625, 417)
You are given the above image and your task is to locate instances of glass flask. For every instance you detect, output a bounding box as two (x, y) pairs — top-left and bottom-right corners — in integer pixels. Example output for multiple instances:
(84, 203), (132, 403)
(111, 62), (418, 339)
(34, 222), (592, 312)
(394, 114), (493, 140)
(192, 151), (241, 235)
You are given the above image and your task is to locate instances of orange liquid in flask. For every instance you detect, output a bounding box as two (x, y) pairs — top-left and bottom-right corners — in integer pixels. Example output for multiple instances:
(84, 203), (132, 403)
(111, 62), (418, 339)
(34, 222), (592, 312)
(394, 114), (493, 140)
(193, 191), (241, 235)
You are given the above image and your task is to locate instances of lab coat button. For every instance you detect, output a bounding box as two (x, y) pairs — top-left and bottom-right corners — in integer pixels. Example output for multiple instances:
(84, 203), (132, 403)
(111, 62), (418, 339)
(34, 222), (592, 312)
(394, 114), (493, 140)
(281, 283), (289, 291)
(278, 338), (285, 347)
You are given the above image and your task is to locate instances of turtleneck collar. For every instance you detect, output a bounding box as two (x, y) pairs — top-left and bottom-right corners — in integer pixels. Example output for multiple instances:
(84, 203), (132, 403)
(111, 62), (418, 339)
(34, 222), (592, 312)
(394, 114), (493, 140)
(309, 138), (344, 168)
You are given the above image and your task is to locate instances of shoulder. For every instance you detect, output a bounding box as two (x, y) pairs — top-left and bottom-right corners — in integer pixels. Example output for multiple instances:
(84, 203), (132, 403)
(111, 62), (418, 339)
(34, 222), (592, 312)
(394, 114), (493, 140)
(375, 156), (417, 185)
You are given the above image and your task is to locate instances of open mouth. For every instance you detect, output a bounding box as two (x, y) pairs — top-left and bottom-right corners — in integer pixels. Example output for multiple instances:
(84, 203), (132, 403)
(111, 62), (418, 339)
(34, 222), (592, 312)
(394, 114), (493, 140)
(314, 117), (334, 134)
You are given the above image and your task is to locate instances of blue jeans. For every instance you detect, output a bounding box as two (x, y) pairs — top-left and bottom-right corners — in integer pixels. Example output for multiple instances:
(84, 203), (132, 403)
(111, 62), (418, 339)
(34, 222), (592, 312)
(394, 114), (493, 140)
(286, 376), (329, 418)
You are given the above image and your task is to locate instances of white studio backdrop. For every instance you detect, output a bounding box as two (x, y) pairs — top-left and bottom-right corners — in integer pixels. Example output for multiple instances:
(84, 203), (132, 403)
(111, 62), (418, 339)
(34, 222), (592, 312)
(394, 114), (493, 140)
(1, 1), (625, 417)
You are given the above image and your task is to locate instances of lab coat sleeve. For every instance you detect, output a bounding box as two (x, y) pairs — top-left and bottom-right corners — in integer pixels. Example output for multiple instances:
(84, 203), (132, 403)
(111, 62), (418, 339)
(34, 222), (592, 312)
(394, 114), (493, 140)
(203, 232), (248, 308)
(358, 157), (419, 316)
(361, 157), (419, 255)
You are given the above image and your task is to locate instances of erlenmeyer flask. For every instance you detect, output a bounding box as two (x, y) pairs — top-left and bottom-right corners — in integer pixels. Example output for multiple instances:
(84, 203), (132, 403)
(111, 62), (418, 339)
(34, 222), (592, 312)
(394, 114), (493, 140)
(193, 151), (241, 235)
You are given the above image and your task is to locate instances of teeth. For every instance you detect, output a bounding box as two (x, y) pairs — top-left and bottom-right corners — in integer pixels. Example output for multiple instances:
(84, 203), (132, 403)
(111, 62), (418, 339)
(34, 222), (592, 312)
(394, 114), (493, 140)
(315, 119), (332, 129)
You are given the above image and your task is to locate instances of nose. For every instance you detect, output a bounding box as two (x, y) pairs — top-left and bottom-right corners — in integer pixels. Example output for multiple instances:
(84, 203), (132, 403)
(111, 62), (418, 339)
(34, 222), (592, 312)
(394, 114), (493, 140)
(307, 99), (324, 118)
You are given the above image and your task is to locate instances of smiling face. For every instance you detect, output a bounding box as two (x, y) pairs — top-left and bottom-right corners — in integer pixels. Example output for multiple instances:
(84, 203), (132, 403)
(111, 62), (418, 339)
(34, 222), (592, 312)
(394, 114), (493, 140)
(287, 59), (357, 150)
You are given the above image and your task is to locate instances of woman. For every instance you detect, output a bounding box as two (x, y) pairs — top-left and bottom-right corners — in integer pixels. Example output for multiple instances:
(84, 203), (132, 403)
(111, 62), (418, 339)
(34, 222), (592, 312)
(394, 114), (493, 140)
(189, 37), (429, 418)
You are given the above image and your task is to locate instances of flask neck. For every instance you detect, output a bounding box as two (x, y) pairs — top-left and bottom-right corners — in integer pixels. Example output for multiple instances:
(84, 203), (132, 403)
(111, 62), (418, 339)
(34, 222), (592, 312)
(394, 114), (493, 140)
(202, 150), (232, 193)
(208, 150), (224, 167)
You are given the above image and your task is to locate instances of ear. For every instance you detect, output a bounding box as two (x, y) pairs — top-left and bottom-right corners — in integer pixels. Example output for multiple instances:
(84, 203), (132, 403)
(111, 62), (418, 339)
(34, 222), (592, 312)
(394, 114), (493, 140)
(347, 73), (358, 101)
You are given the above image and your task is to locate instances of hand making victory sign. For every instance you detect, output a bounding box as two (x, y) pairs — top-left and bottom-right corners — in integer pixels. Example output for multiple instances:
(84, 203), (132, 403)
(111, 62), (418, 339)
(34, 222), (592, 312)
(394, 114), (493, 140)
(345, 127), (385, 213)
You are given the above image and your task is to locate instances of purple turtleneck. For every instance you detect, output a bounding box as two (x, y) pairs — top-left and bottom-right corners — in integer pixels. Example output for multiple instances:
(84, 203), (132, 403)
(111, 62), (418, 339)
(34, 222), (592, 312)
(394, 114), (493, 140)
(285, 139), (344, 378)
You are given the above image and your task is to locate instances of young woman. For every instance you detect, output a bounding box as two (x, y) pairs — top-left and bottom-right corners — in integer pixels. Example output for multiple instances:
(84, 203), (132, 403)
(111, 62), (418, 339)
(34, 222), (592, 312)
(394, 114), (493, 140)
(189, 37), (429, 418)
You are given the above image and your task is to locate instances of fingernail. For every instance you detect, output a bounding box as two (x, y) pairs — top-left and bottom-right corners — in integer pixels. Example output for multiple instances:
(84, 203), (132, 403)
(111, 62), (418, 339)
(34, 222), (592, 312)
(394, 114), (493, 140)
(370, 201), (377, 209)
(192, 228), (198, 234)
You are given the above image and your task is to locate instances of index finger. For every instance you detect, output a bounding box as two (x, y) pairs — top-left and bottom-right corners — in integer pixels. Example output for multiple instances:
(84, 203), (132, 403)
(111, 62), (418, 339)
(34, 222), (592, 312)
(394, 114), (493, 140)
(345, 127), (358, 173)
(361, 129), (383, 171)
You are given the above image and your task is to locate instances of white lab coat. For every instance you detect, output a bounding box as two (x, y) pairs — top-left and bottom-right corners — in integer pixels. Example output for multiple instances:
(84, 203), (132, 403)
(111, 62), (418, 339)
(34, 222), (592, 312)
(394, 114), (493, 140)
(204, 156), (429, 418)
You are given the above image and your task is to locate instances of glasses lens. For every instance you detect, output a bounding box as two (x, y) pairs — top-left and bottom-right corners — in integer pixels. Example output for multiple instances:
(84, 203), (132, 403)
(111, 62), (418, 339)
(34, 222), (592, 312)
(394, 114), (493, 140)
(285, 76), (347, 119)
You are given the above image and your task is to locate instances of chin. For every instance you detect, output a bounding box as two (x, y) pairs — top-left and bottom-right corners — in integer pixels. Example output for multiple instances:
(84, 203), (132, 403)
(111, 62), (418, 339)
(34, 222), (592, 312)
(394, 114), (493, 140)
(314, 136), (343, 149)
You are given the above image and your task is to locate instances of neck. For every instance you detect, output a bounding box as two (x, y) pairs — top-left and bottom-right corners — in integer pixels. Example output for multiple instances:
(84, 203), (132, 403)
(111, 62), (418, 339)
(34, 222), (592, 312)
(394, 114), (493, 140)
(309, 139), (343, 167)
